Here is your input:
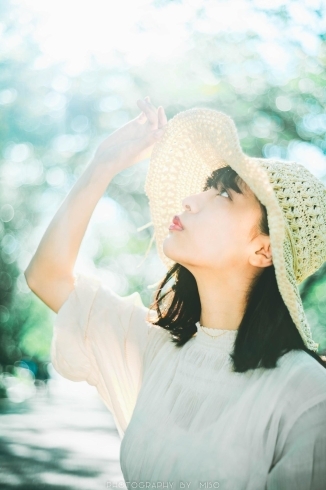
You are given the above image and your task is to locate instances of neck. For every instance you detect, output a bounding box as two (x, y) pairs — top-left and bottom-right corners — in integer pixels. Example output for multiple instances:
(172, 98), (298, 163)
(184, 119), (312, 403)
(195, 269), (249, 331)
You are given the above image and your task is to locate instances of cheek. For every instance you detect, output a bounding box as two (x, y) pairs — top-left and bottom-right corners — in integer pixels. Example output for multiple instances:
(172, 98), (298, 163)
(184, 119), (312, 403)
(162, 211), (250, 267)
(199, 220), (246, 264)
(186, 221), (233, 262)
(202, 230), (236, 261)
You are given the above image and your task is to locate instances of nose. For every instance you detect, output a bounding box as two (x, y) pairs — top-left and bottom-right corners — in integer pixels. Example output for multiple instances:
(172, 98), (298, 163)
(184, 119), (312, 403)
(182, 193), (199, 212)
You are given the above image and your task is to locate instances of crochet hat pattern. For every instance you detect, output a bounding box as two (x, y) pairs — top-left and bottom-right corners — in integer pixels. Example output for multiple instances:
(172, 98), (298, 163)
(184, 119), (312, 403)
(144, 107), (326, 353)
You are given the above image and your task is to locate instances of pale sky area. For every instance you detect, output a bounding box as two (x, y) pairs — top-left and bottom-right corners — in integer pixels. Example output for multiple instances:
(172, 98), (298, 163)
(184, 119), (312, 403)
(4, 0), (326, 289)
(11, 0), (326, 76)
(9, 0), (325, 183)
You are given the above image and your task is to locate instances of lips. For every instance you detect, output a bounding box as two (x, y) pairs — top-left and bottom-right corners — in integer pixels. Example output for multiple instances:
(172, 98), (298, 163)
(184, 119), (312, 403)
(169, 215), (184, 230)
(173, 215), (183, 227)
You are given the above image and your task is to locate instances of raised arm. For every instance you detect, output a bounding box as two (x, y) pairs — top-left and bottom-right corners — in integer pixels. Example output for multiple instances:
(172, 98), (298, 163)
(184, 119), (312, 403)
(24, 97), (167, 313)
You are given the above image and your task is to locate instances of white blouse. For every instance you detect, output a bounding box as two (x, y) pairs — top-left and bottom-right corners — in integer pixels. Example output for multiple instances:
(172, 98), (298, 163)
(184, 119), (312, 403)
(50, 271), (326, 489)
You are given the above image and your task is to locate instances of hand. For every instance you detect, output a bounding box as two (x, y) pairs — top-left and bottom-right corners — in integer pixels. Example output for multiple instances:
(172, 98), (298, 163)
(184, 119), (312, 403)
(91, 96), (168, 173)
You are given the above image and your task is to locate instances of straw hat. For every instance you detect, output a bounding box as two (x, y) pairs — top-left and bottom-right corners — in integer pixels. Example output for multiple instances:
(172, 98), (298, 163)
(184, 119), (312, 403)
(143, 107), (326, 353)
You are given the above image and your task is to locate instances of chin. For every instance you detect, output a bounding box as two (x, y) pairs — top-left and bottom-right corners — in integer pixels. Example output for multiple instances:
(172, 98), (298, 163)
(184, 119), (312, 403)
(162, 237), (184, 264)
(162, 235), (180, 262)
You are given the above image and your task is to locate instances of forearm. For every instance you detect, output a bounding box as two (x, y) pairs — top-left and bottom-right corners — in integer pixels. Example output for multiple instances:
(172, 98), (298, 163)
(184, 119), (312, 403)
(24, 159), (117, 285)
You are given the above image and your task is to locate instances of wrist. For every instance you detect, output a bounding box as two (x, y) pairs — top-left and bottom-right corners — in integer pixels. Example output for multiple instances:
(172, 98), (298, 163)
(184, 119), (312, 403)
(88, 157), (119, 181)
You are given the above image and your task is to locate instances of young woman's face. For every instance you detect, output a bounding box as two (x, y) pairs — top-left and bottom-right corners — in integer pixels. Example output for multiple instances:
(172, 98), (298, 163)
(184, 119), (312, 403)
(163, 180), (264, 273)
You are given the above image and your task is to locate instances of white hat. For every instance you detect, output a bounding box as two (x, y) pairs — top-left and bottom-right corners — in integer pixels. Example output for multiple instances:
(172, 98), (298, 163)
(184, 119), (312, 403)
(143, 108), (326, 353)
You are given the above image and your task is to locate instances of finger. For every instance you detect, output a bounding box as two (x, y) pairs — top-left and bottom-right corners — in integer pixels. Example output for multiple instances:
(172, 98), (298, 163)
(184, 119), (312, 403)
(139, 97), (161, 135)
(158, 107), (167, 128)
(137, 99), (157, 127)
(137, 99), (151, 116)
(144, 97), (159, 116)
(158, 106), (168, 127)
(157, 107), (163, 128)
(143, 95), (159, 113)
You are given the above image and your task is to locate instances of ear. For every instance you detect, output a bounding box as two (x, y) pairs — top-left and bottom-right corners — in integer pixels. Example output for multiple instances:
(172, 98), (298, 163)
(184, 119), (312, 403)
(249, 236), (273, 268)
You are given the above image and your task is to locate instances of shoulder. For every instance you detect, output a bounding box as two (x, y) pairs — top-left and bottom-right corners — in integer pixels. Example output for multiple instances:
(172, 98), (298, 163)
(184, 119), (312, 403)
(142, 310), (173, 368)
(146, 309), (172, 347)
(87, 275), (152, 333)
(275, 349), (326, 418)
(277, 349), (326, 386)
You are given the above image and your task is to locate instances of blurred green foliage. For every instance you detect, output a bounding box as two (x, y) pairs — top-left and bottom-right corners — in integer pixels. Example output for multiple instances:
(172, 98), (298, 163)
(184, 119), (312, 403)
(1, 0), (326, 398)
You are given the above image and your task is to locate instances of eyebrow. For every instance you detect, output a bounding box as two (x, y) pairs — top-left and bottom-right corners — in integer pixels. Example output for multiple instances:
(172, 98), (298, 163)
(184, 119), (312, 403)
(205, 175), (246, 198)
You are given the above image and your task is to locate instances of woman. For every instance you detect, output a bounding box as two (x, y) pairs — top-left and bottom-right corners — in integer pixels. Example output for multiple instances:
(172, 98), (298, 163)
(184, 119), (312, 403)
(25, 97), (326, 489)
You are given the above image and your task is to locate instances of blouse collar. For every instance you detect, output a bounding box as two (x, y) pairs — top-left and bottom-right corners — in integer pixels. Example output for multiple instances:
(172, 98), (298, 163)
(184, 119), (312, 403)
(194, 321), (238, 353)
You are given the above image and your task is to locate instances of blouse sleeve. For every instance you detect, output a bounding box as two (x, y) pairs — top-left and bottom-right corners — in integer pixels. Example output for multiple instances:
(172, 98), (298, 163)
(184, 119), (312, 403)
(266, 398), (326, 490)
(50, 270), (166, 437)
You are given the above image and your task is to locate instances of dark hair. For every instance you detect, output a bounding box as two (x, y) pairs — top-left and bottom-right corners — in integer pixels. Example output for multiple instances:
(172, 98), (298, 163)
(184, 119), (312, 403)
(147, 165), (326, 372)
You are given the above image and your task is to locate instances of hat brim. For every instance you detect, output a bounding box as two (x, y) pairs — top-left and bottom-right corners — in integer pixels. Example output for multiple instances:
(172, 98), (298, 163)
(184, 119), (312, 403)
(144, 108), (319, 353)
